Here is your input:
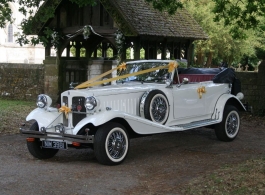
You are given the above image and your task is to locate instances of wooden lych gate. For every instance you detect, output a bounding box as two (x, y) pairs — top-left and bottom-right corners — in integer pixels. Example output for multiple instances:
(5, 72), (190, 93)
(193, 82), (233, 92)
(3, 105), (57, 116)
(32, 0), (208, 99)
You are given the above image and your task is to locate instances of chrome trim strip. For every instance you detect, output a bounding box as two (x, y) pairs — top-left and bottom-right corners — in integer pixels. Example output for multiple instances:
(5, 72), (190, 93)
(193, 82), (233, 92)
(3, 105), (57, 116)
(172, 119), (218, 130)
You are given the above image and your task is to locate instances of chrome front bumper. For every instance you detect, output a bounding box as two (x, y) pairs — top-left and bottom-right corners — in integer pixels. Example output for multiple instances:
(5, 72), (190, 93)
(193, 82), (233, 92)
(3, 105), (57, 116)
(19, 128), (94, 143)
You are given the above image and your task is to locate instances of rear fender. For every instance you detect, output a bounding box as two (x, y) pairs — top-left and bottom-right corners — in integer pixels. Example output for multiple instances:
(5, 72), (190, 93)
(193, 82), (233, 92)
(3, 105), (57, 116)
(212, 94), (246, 122)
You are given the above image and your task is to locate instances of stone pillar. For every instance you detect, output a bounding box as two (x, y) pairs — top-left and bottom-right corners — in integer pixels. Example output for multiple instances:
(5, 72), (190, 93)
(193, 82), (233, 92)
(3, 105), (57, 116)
(87, 59), (104, 80)
(103, 60), (119, 85)
(87, 59), (119, 85)
(43, 57), (58, 104)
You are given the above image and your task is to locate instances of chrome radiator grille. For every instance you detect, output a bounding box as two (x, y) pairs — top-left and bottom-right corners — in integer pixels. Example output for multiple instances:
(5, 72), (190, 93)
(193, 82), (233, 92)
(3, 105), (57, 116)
(62, 96), (68, 126)
(72, 97), (86, 126)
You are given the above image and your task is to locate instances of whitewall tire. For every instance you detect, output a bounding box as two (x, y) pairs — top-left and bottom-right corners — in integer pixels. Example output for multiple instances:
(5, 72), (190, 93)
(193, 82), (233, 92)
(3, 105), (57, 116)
(94, 122), (129, 165)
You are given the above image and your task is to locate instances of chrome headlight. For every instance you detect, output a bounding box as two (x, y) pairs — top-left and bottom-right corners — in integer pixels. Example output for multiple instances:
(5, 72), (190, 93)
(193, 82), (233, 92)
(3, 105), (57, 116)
(85, 96), (97, 110)
(36, 94), (52, 109)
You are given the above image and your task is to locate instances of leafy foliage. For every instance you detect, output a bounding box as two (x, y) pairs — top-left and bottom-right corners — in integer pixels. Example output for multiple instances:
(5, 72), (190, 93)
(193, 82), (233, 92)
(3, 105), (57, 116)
(145, 0), (183, 14)
(183, 0), (265, 67)
(69, 0), (96, 7)
(212, 0), (265, 38)
(0, 1), (13, 28)
(115, 30), (125, 60)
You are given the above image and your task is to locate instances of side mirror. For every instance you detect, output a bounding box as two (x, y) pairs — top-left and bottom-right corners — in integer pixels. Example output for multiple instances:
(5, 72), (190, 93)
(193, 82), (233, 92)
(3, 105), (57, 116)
(69, 82), (78, 89)
(182, 78), (189, 84)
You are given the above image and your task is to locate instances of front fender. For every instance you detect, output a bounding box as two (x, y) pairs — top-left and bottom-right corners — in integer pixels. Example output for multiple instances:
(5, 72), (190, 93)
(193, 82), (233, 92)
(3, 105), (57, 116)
(212, 94), (246, 122)
(72, 110), (126, 134)
(26, 107), (62, 130)
(72, 110), (182, 135)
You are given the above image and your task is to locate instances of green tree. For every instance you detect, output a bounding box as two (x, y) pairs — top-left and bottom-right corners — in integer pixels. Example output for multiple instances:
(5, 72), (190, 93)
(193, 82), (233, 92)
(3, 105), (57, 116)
(212, 0), (265, 39)
(183, 0), (265, 67)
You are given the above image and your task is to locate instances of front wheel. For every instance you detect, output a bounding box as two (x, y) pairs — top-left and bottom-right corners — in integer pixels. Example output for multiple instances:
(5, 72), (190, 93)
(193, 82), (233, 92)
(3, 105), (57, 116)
(27, 122), (58, 159)
(215, 105), (240, 142)
(94, 122), (129, 165)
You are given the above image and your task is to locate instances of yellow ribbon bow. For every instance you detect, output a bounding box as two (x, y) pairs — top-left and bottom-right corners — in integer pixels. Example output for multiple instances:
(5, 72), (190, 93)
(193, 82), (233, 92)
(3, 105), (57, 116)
(168, 61), (178, 73)
(118, 62), (127, 71)
(197, 86), (206, 99)
(59, 105), (71, 119)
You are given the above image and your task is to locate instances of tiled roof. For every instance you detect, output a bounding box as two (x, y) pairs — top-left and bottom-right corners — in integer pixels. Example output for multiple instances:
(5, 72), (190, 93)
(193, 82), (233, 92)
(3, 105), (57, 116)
(31, 0), (208, 40)
(101, 0), (208, 40)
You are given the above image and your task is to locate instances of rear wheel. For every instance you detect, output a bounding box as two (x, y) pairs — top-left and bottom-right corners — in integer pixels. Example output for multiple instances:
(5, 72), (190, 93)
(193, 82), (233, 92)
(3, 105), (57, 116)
(94, 122), (129, 165)
(27, 122), (58, 159)
(215, 105), (240, 142)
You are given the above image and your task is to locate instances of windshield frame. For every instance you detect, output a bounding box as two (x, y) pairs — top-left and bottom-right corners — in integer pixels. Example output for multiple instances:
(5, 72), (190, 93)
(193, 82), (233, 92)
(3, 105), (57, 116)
(117, 60), (176, 84)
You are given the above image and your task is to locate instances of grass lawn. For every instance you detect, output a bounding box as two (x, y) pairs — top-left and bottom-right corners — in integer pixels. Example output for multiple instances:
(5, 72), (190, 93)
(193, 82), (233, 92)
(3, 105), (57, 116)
(0, 99), (36, 135)
(181, 158), (265, 195)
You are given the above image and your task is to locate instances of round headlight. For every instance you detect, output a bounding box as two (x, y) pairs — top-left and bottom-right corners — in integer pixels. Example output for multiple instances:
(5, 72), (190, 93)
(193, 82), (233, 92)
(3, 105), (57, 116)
(85, 96), (97, 110)
(36, 94), (47, 108)
(36, 94), (52, 109)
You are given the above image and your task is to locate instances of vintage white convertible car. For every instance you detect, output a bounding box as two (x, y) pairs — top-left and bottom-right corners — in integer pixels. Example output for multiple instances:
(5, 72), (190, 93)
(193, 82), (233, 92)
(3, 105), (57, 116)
(20, 60), (246, 165)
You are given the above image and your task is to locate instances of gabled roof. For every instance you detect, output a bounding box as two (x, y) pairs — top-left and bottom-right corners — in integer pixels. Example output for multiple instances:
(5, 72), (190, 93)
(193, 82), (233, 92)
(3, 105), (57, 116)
(100, 0), (208, 40)
(31, 0), (208, 40)
(27, 0), (63, 35)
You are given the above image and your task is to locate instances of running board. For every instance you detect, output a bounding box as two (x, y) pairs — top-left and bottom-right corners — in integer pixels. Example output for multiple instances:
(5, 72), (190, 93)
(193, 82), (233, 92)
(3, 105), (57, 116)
(170, 119), (219, 130)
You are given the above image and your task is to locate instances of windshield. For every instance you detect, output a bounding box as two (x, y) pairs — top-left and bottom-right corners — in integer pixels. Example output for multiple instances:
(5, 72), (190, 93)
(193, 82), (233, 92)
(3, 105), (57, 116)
(117, 61), (173, 83)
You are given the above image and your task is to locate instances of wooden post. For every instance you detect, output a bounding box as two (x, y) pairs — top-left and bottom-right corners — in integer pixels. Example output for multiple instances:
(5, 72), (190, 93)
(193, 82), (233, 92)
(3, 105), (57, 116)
(134, 40), (140, 60)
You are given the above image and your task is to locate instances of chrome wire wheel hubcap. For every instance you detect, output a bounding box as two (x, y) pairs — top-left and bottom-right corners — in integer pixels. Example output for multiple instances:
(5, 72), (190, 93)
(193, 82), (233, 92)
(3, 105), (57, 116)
(150, 95), (168, 123)
(226, 112), (239, 137)
(106, 129), (127, 160)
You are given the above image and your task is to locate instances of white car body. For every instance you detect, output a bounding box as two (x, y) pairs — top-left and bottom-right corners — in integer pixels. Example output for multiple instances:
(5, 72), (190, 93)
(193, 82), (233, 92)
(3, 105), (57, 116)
(21, 60), (246, 165)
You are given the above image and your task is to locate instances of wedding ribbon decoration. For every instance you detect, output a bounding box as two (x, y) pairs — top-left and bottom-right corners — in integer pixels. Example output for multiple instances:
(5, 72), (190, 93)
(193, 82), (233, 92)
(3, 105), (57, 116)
(59, 105), (71, 119)
(197, 86), (206, 99)
(75, 61), (178, 89)
(168, 61), (178, 73)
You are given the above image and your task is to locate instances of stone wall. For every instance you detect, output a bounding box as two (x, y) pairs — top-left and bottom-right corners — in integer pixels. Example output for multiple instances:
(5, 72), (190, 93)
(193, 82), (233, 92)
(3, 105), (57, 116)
(236, 72), (258, 113)
(236, 61), (265, 115)
(0, 63), (44, 101)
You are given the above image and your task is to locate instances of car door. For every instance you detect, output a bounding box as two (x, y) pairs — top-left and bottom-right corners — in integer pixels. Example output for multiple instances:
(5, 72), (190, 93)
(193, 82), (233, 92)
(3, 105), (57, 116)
(203, 82), (230, 115)
(172, 82), (211, 119)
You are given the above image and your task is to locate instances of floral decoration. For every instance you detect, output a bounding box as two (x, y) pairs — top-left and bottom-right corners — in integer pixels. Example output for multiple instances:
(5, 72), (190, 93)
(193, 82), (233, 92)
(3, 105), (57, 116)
(168, 61), (178, 72)
(118, 62), (127, 71)
(83, 25), (91, 39)
(59, 105), (71, 119)
(197, 86), (206, 99)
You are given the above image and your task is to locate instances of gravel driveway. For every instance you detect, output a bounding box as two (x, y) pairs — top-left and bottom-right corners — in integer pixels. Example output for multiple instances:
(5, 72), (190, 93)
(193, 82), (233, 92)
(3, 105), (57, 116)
(0, 116), (265, 195)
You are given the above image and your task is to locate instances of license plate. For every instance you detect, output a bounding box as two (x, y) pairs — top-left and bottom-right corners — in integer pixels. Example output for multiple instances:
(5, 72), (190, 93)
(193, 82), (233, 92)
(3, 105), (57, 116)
(42, 140), (67, 150)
